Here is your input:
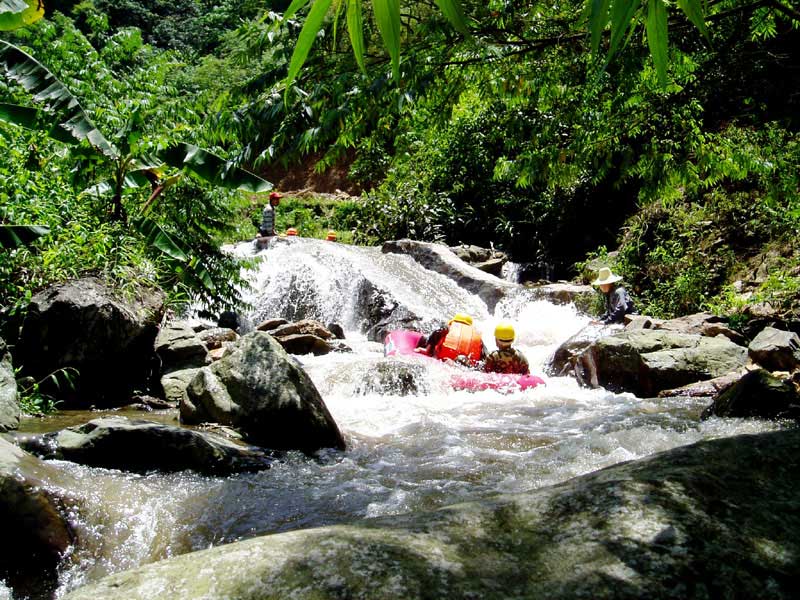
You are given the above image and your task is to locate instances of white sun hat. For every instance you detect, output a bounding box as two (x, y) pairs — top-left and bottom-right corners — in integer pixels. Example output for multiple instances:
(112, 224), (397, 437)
(592, 267), (623, 286)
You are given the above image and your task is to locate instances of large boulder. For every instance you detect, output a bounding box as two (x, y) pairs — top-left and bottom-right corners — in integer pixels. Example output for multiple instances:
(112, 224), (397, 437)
(183, 332), (345, 453)
(17, 416), (274, 475)
(15, 278), (164, 407)
(0, 337), (20, 432)
(63, 428), (800, 600)
(382, 239), (516, 311)
(577, 330), (749, 396)
(748, 327), (800, 372)
(701, 368), (800, 421)
(1, 437), (75, 597)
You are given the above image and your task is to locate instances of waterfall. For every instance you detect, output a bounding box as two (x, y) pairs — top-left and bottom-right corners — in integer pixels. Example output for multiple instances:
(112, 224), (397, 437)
(32, 237), (780, 599)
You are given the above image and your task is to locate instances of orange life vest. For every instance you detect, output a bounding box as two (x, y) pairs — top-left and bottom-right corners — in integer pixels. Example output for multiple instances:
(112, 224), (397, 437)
(435, 322), (483, 363)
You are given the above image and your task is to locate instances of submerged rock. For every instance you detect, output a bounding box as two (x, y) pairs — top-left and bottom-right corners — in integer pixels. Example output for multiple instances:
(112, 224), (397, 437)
(1, 437), (76, 598)
(63, 428), (800, 600)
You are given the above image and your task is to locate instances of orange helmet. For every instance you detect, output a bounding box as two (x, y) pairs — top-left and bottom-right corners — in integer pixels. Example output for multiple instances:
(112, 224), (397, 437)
(286, 227), (298, 236)
(325, 230), (337, 241)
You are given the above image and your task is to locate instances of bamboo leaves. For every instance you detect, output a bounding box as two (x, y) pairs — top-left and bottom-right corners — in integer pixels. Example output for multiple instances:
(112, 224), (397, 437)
(646, 0), (668, 85)
(283, 0), (469, 97)
(587, 0), (708, 86)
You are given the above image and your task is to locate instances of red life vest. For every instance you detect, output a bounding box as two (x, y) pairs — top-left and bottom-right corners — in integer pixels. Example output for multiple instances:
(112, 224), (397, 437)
(435, 322), (483, 363)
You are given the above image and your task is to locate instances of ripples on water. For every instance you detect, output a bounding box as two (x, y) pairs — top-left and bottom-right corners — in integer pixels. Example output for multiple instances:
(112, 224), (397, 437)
(15, 238), (781, 597)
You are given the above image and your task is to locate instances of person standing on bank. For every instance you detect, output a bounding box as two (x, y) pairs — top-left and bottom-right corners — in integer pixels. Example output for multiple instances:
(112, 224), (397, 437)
(591, 267), (636, 325)
(258, 191), (283, 237)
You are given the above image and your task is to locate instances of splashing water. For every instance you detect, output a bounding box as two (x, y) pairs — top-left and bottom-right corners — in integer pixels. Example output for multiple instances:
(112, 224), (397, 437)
(26, 237), (780, 598)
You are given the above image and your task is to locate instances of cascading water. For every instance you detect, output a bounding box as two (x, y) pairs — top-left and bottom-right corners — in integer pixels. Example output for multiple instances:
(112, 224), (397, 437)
(16, 237), (780, 599)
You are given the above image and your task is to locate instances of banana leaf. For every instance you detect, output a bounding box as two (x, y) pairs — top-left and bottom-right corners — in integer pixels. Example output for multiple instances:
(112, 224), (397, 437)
(0, 40), (118, 158)
(159, 143), (273, 193)
(0, 0), (44, 31)
(0, 224), (50, 249)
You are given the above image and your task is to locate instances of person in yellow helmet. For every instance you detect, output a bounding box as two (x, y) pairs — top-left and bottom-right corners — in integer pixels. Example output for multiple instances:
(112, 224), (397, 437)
(483, 321), (530, 375)
(416, 313), (487, 367)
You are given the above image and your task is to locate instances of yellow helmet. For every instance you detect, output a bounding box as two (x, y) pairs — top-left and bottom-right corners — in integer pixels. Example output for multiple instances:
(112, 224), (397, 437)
(494, 321), (515, 343)
(449, 313), (473, 326)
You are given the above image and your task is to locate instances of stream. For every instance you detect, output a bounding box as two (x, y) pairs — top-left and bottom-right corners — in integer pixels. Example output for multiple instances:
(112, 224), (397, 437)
(11, 237), (780, 599)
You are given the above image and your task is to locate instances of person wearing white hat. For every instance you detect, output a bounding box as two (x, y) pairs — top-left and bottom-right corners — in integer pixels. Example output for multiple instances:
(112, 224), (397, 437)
(591, 267), (636, 325)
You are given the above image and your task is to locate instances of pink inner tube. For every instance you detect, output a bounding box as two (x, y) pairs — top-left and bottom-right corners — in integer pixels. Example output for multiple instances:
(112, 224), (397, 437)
(384, 330), (426, 356)
(450, 372), (546, 392)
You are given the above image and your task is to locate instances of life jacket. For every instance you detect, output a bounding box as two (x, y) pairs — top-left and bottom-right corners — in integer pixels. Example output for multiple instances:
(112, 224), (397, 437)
(435, 322), (483, 363)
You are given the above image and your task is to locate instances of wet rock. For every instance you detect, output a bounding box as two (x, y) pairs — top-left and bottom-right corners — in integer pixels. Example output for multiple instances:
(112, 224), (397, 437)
(326, 323), (345, 339)
(18, 416), (273, 475)
(196, 327), (238, 350)
(653, 312), (746, 345)
(702, 368), (800, 421)
(155, 322), (209, 373)
(748, 327), (800, 372)
(64, 428), (800, 600)
(160, 367), (200, 405)
(577, 330), (748, 396)
(658, 368), (748, 398)
(356, 278), (425, 343)
(256, 318), (289, 332)
(275, 333), (331, 356)
(0, 337), (19, 432)
(184, 332), (345, 453)
(127, 394), (175, 411)
(271, 319), (334, 340)
(547, 325), (608, 377)
(1, 437), (75, 598)
(382, 239), (516, 311)
(15, 277), (164, 408)
(354, 359), (429, 396)
(528, 282), (595, 309)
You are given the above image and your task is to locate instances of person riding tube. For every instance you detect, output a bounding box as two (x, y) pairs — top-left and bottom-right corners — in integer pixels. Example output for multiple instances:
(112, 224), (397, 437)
(483, 321), (530, 375)
(419, 313), (486, 367)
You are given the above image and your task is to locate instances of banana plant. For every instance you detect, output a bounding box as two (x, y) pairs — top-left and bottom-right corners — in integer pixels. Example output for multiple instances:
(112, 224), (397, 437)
(0, 39), (273, 290)
(0, 0), (47, 249)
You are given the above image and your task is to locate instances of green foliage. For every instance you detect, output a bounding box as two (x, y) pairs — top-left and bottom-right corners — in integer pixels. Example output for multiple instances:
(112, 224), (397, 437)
(15, 366), (76, 416)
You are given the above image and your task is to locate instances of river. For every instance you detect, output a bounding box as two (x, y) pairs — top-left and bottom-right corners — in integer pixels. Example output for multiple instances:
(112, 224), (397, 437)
(11, 237), (779, 599)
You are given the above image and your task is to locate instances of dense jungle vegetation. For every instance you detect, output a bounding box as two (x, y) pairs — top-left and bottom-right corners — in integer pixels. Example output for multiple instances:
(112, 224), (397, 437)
(1, 0), (798, 324)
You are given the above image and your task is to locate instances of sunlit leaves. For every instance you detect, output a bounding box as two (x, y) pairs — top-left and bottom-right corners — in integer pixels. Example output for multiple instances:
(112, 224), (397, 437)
(347, 0), (367, 74)
(373, 0), (401, 81)
(646, 0), (668, 85)
(0, 0), (44, 32)
(286, 0), (332, 101)
(677, 0), (708, 40)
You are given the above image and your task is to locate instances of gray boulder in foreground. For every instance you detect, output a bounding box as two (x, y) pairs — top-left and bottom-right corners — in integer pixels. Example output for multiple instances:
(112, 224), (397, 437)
(64, 428), (800, 600)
